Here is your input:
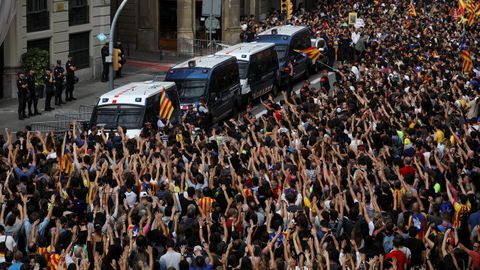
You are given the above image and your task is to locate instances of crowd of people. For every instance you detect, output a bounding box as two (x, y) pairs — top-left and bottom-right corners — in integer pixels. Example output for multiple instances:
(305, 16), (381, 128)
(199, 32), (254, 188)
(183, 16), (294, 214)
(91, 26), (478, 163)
(16, 56), (77, 121)
(3, 0), (480, 269)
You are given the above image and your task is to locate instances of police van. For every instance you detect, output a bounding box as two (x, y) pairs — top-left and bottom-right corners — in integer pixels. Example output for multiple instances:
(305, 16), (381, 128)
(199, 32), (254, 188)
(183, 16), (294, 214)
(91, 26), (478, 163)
(165, 55), (241, 122)
(256, 25), (313, 83)
(90, 81), (180, 138)
(215, 42), (279, 104)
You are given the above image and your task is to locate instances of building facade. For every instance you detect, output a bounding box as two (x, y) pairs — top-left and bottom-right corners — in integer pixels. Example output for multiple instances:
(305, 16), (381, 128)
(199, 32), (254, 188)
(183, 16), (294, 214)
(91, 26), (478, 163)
(1, 0), (110, 99)
(111, 0), (279, 56)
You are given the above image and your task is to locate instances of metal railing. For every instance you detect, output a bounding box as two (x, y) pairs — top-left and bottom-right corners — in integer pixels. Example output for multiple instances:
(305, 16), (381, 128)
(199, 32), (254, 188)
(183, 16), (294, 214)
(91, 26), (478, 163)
(177, 38), (231, 57)
(29, 105), (94, 133)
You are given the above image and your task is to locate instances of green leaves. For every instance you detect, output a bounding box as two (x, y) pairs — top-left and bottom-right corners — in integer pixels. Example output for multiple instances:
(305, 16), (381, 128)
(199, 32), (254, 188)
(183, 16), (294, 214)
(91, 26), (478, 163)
(21, 48), (49, 86)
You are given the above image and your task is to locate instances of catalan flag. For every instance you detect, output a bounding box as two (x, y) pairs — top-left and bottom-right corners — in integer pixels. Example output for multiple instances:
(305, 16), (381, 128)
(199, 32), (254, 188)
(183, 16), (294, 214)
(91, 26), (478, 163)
(159, 86), (174, 120)
(405, 17), (411, 29)
(459, 0), (466, 15)
(467, 0), (475, 14)
(295, 47), (321, 62)
(467, 12), (475, 25)
(462, 49), (473, 74)
(408, 0), (417, 17)
(59, 131), (73, 176)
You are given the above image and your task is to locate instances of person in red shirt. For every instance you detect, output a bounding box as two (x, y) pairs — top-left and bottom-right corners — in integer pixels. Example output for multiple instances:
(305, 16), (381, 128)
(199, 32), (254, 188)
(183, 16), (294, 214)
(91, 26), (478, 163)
(399, 157), (416, 177)
(384, 236), (409, 270)
(459, 242), (480, 270)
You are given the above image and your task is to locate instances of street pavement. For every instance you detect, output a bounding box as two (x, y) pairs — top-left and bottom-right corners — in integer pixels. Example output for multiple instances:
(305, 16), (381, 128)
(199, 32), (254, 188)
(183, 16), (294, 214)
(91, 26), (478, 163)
(0, 59), (326, 133)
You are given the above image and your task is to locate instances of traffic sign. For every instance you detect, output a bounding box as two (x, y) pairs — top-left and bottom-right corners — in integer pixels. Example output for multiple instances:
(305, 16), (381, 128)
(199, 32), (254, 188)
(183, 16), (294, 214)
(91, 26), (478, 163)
(202, 0), (221, 17)
(205, 17), (220, 32)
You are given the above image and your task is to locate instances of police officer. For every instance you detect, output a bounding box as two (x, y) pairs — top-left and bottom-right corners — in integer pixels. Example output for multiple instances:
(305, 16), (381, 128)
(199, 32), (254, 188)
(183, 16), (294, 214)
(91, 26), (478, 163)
(44, 68), (55, 111)
(65, 55), (77, 101)
(54, 60), (65, 105)
(26, 69), (41, 116)
(16, 72), (28, 120)
(101, 43), (109, 82)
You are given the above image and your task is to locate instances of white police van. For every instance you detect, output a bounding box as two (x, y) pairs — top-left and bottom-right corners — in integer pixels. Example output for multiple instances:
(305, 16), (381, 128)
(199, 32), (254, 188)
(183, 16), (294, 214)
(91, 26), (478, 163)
(216, 42), (279, 104)
(90, 81), (180, 138)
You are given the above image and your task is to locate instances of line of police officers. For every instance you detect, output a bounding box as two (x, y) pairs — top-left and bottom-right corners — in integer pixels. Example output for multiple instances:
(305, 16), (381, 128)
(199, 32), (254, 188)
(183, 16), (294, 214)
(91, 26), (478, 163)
(16, 56), (76, 120)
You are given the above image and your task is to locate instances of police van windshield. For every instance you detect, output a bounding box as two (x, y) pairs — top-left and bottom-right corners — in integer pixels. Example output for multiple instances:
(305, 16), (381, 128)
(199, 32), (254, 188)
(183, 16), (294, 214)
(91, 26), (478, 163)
(237, 60), (249, 79)
(92, 105), (144, 129)
(175, 80), (207, 99)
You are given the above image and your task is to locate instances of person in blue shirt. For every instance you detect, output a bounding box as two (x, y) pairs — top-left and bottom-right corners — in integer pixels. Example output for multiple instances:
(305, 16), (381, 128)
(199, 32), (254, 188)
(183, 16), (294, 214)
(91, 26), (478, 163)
(469, 203), (480, 232)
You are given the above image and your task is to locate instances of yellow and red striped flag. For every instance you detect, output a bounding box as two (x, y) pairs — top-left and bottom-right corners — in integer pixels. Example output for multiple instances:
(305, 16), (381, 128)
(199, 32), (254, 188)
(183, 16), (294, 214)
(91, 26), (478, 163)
(408, 0), (417, 17)
(467, 12), (475, 25)
(467, 0), (475, 14)
(462, 49), (473, 74)
(405, 18), (411, 28)
(159, 86), (174, 120)
(295, 47), (321, 62)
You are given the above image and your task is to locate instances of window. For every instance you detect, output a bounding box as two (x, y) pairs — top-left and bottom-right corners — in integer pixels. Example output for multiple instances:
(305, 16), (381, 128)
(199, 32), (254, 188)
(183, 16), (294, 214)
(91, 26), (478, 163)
(69, 32), (90, 69)
(27, 0), (49, 32)
(27, 38), (50, 55)
(69, 0), (89, 26)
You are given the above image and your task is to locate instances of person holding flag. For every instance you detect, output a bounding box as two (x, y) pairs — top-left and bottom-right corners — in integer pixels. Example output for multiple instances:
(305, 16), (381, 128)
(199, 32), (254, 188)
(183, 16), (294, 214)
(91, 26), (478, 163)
(157, 86), (175, 129)
(408, 0), (417, 17)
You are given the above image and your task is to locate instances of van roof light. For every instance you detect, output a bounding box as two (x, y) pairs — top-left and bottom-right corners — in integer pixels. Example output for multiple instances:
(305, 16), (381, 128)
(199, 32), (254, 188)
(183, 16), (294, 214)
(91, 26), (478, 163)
(271, 29), (278, 35)
(188, 60), (196, 68)
(241, 54), (247, 58)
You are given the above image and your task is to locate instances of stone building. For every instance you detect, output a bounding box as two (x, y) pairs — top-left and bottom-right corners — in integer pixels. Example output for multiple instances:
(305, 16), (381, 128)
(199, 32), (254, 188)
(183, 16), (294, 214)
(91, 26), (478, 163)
(111, 0), (282, 56)
(0, 0), (110, 99)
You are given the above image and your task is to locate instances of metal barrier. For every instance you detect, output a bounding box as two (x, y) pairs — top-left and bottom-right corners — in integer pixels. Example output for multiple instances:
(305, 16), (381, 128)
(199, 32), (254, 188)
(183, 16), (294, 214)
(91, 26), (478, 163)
(79, 105), (95, 115)
(177, 38), (231, 57)
(29, 105), (94, 133)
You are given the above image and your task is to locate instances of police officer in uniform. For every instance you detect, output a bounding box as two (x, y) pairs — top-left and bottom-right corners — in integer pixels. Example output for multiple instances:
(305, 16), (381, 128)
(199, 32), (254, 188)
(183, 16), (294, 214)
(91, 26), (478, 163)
(44, 68), (55, 111)
(26, 69), (41, 116)
(16, 72), (29, 120)
(101, 43), (109, 82)
(65, 55), (77, 101)
(54, 60), (65, 105)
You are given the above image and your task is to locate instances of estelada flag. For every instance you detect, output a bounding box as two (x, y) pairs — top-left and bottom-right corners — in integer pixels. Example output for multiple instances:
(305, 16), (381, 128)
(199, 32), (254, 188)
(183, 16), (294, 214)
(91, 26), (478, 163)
(295, 47), (321, 62)
(462, 49), (473, 74)
(159, 86), (174, 120)
(408, 0), (417, 17)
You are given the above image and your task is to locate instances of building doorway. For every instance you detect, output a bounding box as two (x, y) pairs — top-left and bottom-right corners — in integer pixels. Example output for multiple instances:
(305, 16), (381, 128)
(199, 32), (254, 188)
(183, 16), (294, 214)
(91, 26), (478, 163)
(159, 0), (177, 51)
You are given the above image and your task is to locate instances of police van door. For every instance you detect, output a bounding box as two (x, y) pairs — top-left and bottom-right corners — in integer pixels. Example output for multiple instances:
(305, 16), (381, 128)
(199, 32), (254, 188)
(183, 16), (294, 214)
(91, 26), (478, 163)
(248, 50), (276, 99)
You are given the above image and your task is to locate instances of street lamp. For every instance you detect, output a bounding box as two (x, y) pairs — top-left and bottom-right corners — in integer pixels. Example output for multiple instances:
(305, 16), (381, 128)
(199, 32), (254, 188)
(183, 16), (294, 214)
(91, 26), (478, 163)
(108, 0), (128, 91)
